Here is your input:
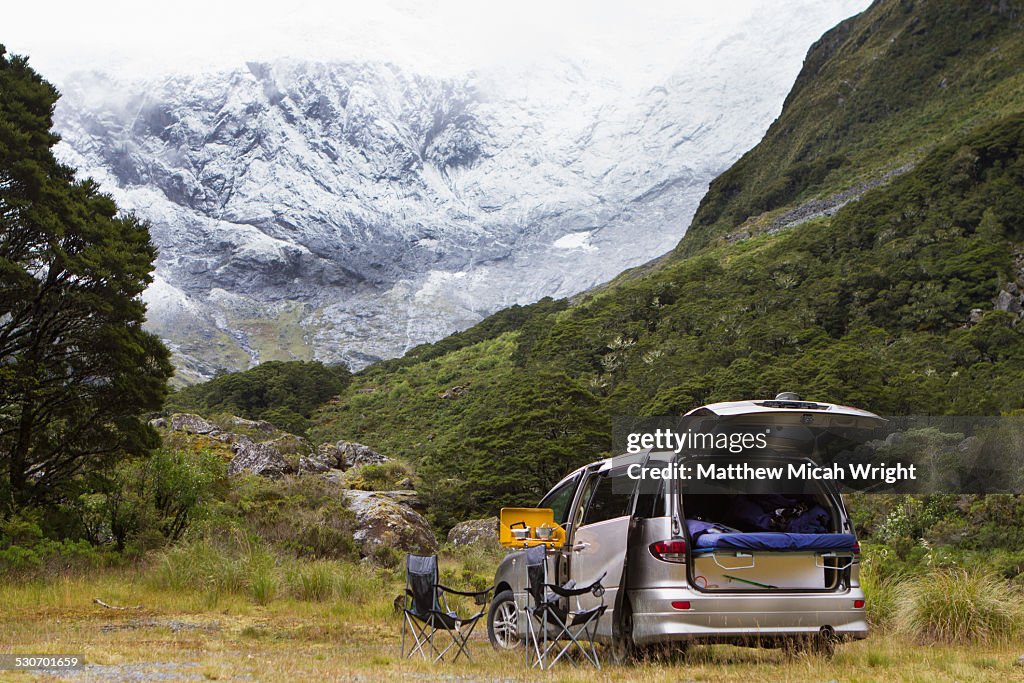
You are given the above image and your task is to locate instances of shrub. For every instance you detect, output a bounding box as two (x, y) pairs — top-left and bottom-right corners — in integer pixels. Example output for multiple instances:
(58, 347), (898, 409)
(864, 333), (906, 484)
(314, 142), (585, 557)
(345, 461), (413, 491)
(214, 475), (358, 560)
(69, 446), (226, 551)
(0, 515), (110, 578)
(0, 545), (43, 575)
(367, 545), (403, 569)
(896, 568), (1022, 643)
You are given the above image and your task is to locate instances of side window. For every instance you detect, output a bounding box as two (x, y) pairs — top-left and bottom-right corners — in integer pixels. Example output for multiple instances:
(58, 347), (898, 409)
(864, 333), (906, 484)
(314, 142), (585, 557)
(539, 475), (580, 527)
(635, 477), (666, 519)
(581, 468), (633, 526)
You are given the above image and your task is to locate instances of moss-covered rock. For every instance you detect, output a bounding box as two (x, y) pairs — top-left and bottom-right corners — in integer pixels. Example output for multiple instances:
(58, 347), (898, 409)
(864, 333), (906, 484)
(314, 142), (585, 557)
(447, 517), (499, 548)
(343, 490), (436, 556)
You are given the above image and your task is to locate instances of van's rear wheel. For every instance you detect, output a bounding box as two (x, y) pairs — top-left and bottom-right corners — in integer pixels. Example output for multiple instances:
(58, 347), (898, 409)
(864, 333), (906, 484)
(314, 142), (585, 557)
(488, 590), (520, 650)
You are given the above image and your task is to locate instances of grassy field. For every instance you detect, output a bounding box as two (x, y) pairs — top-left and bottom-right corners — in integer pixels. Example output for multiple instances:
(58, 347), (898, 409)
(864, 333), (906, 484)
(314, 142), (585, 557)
(1, 560), (1022, 683)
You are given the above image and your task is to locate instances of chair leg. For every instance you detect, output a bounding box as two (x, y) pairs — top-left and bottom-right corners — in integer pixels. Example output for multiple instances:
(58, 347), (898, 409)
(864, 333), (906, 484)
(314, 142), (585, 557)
(526, 613), (545, 669)
(432, 623), (461, 663)
(403, 614), (434, 660)
(546, 616), (602, 669)
(450, 619), (480, 663)
(445, 627), (474, 664)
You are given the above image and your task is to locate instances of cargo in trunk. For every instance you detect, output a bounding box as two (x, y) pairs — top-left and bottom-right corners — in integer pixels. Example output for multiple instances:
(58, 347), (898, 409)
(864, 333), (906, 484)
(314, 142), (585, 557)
(682, 489), (855, 592)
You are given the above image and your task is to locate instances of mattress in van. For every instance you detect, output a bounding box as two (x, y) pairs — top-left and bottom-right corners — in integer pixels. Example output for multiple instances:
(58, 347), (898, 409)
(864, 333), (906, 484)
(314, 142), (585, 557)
(691, 531), (857, 552)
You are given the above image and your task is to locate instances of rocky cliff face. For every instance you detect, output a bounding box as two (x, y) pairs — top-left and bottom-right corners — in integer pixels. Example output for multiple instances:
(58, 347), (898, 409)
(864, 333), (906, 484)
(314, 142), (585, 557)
(51, 4), (866, 382)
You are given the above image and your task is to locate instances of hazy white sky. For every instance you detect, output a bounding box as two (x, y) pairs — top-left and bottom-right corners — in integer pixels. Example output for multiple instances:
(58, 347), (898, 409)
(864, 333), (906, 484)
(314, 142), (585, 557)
(4, 1), (870, 85)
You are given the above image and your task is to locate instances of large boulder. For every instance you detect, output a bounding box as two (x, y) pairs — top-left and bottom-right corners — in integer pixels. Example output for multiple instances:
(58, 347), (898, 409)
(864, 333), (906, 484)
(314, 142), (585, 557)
(298, 451), (333, 474)
(337, 441), (389, 469)
(447, 517), (500, 548)
(226, 416), (278, 434)
(170, 413), (219, 435)
(376, 490), (424, 512)
(343, 490), (437, 556)
(301, 442), (344, 472)
(228, 437), (294, 477)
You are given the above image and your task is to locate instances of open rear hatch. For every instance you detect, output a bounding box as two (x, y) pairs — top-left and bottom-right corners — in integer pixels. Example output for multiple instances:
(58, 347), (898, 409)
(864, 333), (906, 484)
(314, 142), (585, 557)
(678, 398), (881, 593)
(681, 472), (857, 592)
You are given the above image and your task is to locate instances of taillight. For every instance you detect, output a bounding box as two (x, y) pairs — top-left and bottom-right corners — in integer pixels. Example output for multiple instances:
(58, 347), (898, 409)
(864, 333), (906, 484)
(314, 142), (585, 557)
(671, 600), (691, 610)
(649, 539), (687, 563)
(854, 599), (865, 609)
(852, 541), (860, 554)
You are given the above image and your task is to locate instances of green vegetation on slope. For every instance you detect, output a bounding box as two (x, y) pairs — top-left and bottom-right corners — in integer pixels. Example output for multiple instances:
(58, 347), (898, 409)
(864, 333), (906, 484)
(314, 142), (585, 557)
(310, 333), (607, 529)
(168, 360), (352, 435)
(680, 0), (1024, 253)
(314, 111), (1024, 528)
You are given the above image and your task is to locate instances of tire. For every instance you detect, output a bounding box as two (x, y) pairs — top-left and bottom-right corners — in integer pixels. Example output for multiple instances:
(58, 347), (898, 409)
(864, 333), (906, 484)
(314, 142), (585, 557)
(488, 589), (520, 650)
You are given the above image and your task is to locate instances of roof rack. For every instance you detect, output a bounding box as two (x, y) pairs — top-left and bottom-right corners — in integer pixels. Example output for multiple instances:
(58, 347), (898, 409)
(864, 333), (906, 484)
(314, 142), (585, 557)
(753, 400), (829, 410)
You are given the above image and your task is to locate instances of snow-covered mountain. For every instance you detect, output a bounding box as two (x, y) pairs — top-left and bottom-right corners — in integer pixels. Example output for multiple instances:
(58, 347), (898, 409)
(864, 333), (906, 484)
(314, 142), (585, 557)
(51, 3), (867, 382)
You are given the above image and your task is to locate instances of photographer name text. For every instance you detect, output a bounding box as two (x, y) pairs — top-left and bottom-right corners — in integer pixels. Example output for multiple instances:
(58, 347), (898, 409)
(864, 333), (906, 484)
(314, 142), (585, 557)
(626, 461), (917, 484)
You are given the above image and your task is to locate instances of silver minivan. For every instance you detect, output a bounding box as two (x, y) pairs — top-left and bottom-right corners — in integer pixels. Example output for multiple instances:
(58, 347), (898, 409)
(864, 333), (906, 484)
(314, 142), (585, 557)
(487, 396), (883, 657)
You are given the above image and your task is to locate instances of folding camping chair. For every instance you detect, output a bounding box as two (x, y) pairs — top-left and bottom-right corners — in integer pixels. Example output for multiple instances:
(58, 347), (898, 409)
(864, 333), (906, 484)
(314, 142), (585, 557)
(400, 553), (493, 663)
(522, 544), (607, 669)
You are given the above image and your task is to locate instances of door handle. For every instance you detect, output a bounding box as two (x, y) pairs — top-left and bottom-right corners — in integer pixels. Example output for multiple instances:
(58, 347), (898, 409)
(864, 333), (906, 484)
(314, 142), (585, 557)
(573, 542), (591, 552)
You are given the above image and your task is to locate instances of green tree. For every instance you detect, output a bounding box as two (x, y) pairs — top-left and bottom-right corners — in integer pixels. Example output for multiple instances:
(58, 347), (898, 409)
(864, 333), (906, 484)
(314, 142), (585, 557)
(418, 370), (609, 529)
(0, 47), (173, 514)
(167, 360), (351, 434)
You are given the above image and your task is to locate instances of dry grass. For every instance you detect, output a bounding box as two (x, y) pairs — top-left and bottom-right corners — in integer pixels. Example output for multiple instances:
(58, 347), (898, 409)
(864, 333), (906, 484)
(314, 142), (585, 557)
(895, 568), (1023, 644)
(0, 566), (1022, 682)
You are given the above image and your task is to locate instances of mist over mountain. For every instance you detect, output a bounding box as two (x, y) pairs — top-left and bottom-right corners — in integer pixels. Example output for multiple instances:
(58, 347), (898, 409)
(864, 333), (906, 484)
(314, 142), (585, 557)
(50, 3), (867, 382)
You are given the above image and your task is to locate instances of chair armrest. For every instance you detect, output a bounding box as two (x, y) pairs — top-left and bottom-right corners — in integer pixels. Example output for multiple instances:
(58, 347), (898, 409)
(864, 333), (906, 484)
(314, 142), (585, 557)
(437, 584), (495, 605)
(545, 583), (592, 598)
(546, 571), (607, 597)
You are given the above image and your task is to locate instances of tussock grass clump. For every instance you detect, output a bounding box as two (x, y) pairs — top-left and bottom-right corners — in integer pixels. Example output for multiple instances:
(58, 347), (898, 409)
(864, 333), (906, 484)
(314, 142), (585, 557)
(859, 562), (903, 630)
(896, 568), (1022, 643)
(286, 561), (336, 602)
(150, 536), (399, 607)
(334, 563), (383, 604)
(152, 536), (280, 605)
(155, 539), (247, 595)
(250, 561), (279, 605)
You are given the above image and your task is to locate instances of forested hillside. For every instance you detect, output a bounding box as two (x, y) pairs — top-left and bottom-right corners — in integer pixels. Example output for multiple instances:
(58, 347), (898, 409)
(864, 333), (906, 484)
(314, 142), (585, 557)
(680, 0), (1024, 253)
(309, 0), (1024, 530)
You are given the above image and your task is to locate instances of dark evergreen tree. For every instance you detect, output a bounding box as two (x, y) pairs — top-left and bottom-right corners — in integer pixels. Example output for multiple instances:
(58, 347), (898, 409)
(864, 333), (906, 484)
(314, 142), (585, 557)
(0, 47), (173, 514)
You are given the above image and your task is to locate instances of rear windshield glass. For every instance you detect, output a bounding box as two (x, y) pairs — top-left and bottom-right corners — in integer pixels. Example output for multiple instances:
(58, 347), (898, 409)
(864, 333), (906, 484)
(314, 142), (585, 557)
(677, 456), (840, 534)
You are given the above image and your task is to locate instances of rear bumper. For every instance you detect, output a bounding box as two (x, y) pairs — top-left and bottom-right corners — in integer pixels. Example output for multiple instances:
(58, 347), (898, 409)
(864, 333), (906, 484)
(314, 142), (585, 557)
(630, 586), (868, 646)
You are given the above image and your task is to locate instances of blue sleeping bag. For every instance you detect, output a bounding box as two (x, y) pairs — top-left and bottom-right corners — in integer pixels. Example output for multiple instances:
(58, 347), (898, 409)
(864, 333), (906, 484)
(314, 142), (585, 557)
(687, 519), (856, 552)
